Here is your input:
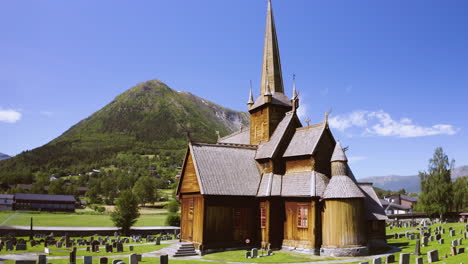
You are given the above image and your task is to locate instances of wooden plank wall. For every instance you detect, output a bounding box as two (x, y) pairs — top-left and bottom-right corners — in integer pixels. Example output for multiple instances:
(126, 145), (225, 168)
(322, 199), (367, 248)
(179, 152), (200, 193)
(203, 196), (258, 249)
(180, 194), (204, 247)
(283, 200), (320, 249)
(259, 200), (270, 245)
(367, 220), (386, 242)
(285, 157), (314, 173)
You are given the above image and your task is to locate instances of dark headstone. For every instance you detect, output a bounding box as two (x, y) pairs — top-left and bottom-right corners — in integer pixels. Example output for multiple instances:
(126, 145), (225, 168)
(427, 250), (439, 263)
(15, 261), (36, 264)
(245, 251), (251, 258)
(399, 253), (410, 264)
(414, 239), (420, 255)
(251, 248), (258, 258)
(84, 256), (93, 264)
(386, 255), (395, 264)
(160, 255), (168, 264)
(112, 260), (122, 264)
(16, 243), (27, 251)
(116, 242), (123, 253)
(415, 257), (423, 264)
(457, 247), (465, 254)
(38, 255), (47, 264)
(451, 246), (457, 256)
(129, 253), (138, 264)
(100, 257), (108, 264)
(129, 246), (134, 251)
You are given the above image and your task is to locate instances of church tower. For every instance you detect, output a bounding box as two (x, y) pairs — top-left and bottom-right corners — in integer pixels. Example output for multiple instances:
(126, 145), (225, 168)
(249, 0), (293, 145)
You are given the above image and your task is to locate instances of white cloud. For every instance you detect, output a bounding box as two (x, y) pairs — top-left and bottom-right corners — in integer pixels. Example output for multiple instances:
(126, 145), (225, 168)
(0, 109), (22, 123)
(348, 156), (368, 164)
(329, 110), (458, 138)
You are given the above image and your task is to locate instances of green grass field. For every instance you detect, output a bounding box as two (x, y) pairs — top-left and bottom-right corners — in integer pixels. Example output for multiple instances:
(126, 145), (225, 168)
(1, 257), (222, 264)
(0, 211), (168, 227)
(203, 250), (338, 263)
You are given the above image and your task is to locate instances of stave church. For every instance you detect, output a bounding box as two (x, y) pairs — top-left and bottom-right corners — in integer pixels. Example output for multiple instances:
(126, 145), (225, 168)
(176, 0), (387, 257)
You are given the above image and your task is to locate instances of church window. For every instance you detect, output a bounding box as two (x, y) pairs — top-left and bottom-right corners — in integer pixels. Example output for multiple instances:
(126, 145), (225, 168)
(260, 206), (267, 228)
(297, 204), (308, 228)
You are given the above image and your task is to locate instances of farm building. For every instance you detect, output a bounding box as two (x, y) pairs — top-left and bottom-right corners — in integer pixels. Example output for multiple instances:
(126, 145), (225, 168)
(0, 194), (14, 210)
(176, 0), (387, 257)
(14, 193), (76, 212)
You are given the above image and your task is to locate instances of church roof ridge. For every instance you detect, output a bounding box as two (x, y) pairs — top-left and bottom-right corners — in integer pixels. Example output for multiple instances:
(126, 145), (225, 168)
(217, 127), (250, 141)
(192, 142), (257, 150)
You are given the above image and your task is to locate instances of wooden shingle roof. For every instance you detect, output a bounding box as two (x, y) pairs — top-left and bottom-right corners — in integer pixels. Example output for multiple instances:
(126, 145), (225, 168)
(217, 128), (251, 144)
(331, 142), (347, 162)
(256, 111), (300, 159)
(282, 123), (326, 157)
(257, 171), (329, 197)
(322, 175), (365, 199)
(358, 183), (388, 221)
(190, 143), (261, 196)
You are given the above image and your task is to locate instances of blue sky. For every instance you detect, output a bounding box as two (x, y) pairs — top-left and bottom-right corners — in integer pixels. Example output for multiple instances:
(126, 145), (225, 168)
(1, 0), (467, 178)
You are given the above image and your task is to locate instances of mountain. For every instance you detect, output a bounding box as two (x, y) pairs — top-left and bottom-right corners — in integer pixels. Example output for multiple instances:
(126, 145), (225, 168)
(360, 175), (420, 193)
(451, 165), (468, 180)
(0, 153), (10, 161)
(360, 165), (468, 193)
(0, 80), (249, 183)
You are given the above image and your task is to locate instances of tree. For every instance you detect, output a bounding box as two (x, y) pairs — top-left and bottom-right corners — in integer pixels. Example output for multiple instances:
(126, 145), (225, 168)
(166, 199), (180, 213)
(417, 147), (453, 218)
(48, 179), (65, 195)
(453, 176), (468, 212)
(111, 190), (140, 235)
(132, 176), (159, 205)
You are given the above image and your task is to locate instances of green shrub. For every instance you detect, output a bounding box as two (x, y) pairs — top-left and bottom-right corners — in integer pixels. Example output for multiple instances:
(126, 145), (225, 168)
(166, 199), (180, 213)
(166, 213), (180, 226)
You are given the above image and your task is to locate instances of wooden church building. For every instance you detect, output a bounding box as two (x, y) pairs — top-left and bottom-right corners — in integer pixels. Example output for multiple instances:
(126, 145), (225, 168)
(176, 0), (387, 257)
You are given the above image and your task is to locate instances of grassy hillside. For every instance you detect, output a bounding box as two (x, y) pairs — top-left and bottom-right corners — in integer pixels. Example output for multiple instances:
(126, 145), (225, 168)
(0, 80), (248, 184)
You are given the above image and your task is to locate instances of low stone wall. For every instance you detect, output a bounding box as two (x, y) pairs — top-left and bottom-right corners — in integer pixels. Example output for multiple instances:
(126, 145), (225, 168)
(0, 225), (180, 237)
(319, 246), (369, 257)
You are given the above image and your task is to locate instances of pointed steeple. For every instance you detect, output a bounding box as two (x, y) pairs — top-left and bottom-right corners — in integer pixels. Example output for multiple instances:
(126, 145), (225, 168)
(292, 74), (298, 99)
(247, 81), (254, 108)
(331, 142), (348, 162)
(260, 0), (284, 95)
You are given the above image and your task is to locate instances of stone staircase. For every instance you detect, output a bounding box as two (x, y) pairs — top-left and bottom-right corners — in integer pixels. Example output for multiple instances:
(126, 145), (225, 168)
(158, 243), (198, 257)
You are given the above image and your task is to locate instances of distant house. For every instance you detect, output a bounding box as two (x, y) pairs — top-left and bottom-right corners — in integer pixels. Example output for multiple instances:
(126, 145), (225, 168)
(0, 194), (14, 211)
(380, 199), (412, 215)
(386, 194), (418, 208)
(14, 193), (76, 212)
(77, 186), (90, 196)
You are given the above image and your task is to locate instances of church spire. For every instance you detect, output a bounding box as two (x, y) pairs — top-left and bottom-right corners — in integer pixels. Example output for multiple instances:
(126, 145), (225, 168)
(260, 0), (284, 95)
(247, 81), (254, 108)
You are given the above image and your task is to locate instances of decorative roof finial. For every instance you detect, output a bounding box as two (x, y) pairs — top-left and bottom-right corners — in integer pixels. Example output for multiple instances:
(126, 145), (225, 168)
(305, 117), (311, 126)
(292, 74), (298, 99)
(324, 108), (332, 125)
(265, 78), (272, 96)
(247, 80), (254, 105)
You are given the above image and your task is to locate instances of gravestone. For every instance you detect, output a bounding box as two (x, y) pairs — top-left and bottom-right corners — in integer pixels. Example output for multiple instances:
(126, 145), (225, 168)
(422, 237), (428, 247)
(129, 253), (138, 264)
(155, 237), (161, 245)
(394, 233), (398, 239)
(452, 240), (458, 247)
(6, 241), (13, 251)
(457, 247), (465, 254)
(458, 238), (463, 245)
(436, 234), (441, 240)
(15, 261), (36, 264)
(106, 244), (113, 253)
(100, 257), (108, 264)
(451, 246), (457, 256)
(69, 251), (76, 264)
(38, 255), (47, 264)
(57, 242), (62, 248)
(429, 236), (434, 242)
(86, 247), (90, 252)
(16, 243), (27, 251)
(409, 234), (415, 240)
(450, 230), (456, 237)
(245, 251), (251, 258)
(30, 240), (36, 247)
(415, 257), (423, 264)
(93, 244), (100, 252)
(414, 239), (421, 255)
(129, 246), (134, 251)
(360, 262), (369, 264)
(399, 253), (410, 264)
(112, 259), (122, 264)
(116, 242), (123, 253)
(84, 256), (93, 264)
(251, 248), (258, 258)
(373, 257), (382, 264)
(136, 254), (142, 261)
(439, 239), (444, 244)
(427, 250), (439, 263)
(160, 255), (168, 264)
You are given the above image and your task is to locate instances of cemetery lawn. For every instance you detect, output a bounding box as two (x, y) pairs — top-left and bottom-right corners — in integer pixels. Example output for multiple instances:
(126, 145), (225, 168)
(344, 222), (467, 264)
(0, 211), (167, 227)
(202, 250), (339, 263)
(50, 244), (171, 257)
(2, 257), (226, 264)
